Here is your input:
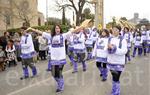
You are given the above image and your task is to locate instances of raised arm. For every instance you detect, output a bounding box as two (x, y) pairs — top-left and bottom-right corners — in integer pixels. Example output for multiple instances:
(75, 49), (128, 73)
(27, 27), (43, 35)
(27, 27), (51, 40)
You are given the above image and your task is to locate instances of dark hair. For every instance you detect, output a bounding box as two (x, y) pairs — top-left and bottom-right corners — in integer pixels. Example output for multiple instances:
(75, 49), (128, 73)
(109, 29), (113, 34)
(7, 39), (14, 50)
(4, 31), (8, 35)
(124, 27), (129, 32)
(20, 26), (27, 30)
(51, 24), (63, 37)
(113, 25), (122, 32)
(136, 31), (142, 36)
(8, 39), (14, 43)
(101, 29), (110, 37)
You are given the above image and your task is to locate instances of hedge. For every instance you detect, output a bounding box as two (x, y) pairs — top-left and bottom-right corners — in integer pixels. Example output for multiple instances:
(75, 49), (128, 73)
(7, 25), (70, 35)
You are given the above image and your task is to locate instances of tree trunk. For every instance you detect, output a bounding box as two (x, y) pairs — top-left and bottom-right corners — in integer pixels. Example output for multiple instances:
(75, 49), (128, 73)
(62, 7), (66, 25)
(76, 11), (82, 26)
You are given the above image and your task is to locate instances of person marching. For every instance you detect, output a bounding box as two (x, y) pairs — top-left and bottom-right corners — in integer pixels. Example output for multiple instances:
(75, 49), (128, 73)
(92, 29), (109, 81)
(91, 26), (99, 46)
(122, 27), (133, 63)
(85, 28), (94, 60)
(72, 28), (87, 73)
(107, 25), (127, 95)
(146, 29), (150, 53)
(20, 27), (37, 80)
(141, 25), (148, 56)
(28, 25), (84, 93)
(132, 30), (143, 57)
(66, 28), (76, 66)
(85, 25), (99, 60)
(46, 30), (52, 72)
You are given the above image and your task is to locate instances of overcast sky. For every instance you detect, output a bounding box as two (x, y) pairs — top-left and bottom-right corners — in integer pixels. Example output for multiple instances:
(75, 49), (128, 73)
(38, 0), (150, 23)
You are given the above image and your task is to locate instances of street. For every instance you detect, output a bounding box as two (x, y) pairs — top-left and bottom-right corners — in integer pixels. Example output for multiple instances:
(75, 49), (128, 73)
(0, 54), (149, 95)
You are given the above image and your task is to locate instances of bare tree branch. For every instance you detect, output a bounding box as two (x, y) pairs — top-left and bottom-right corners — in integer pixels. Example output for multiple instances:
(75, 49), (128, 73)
(10, 0), (36, 26)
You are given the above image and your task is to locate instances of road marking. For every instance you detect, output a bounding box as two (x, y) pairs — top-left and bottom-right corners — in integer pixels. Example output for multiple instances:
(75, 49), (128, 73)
(7, 60), (95, 95)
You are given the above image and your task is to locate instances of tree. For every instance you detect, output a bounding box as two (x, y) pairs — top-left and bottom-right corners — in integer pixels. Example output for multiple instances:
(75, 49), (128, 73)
(47, 17), (70, 25)
(11, 0), (37, 27)
(82, 8), (94, 21)
(139, 18), (149, 25)
(55, 0), (89, 25)
(120, 17), (128, 21)
(136, 18), (150, 28)
(106, 17), (117, 29)
(0, 8), (11, 30)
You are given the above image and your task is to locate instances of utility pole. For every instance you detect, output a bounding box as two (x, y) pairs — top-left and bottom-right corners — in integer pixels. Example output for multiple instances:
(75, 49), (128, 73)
(46, 0), (48, 25)
(91, 0), (104, 29)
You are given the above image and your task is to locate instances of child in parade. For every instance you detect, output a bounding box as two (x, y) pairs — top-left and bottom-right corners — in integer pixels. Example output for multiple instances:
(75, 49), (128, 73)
(5, 40), (17, 67)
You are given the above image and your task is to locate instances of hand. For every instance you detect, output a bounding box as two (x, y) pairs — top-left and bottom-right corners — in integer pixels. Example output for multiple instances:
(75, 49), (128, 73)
(27, 27), (35, 32)
(74, 35), (78, 39)
(108, 44), (114, 49)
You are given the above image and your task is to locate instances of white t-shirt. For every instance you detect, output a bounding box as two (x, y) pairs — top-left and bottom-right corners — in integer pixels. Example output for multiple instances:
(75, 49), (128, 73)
(42, 31), (71, 60)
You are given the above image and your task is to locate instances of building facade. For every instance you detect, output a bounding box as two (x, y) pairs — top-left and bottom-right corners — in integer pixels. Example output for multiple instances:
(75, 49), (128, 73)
(128, 13), (141, 25)
(0, 0), (44, 31)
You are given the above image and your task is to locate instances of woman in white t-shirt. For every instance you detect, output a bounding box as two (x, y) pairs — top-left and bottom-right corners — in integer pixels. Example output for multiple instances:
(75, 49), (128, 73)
(29, 25), (83, 93)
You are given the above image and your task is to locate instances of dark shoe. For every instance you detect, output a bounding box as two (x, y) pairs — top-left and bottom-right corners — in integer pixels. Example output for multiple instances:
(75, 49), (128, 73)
(46, 69), (51, 72)
(101, 78), (107, 82)
(83, 69), (86, 72)
(100, 74), (102, 77)
(56, 89), (63, 93)
(20, 76), (29, 80)
(72, 71), (78, 74)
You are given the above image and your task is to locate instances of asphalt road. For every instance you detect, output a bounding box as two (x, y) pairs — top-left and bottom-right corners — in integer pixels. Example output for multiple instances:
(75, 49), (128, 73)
(0, 54), (149, 95)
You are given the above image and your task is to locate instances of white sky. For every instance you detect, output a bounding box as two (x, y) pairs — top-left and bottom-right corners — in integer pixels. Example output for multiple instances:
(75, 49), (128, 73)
(37, 0), (150, 23)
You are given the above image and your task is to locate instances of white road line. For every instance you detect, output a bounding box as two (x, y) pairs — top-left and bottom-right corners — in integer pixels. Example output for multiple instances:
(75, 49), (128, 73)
(7, 60), (95, 95)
